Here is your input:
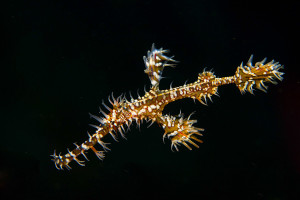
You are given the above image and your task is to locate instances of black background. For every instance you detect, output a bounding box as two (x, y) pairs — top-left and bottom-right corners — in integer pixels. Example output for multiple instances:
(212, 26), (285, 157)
(1, 0), (299, 199)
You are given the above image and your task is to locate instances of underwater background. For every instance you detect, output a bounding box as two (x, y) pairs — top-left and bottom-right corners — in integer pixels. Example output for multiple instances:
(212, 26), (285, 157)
(1, 0), (299, 199)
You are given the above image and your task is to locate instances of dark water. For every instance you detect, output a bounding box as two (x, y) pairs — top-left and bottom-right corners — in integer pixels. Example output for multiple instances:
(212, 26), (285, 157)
(1, 0), (299, 199)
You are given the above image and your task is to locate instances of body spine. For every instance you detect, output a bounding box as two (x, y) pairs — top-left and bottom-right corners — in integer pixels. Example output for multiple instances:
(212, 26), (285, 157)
(51, 44), (284, 170)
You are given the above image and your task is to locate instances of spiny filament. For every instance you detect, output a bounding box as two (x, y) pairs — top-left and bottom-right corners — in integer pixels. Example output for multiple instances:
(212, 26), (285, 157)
(51, 44), (284, 170)
(160, 113), (204, 151)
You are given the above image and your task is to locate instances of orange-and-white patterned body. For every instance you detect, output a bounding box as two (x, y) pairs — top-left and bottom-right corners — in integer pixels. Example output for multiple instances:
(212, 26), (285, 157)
(51, 44), (284, 170)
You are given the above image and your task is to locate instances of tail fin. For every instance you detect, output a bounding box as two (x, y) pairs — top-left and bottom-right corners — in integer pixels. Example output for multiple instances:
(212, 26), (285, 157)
(234, 55), (284, 94)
